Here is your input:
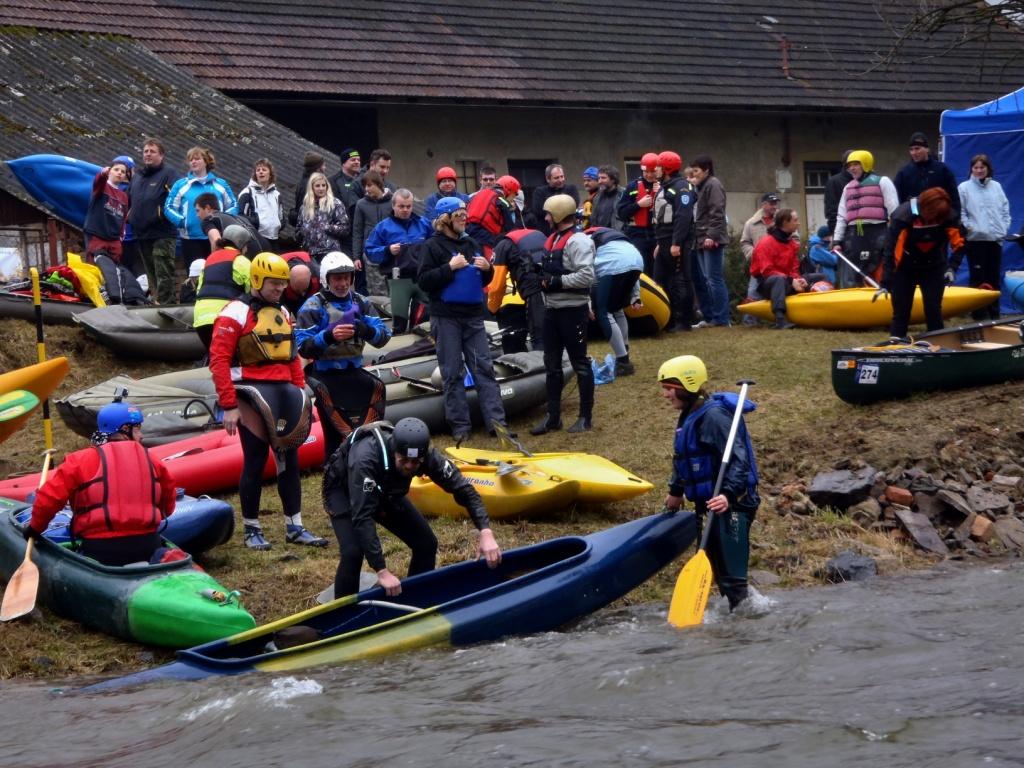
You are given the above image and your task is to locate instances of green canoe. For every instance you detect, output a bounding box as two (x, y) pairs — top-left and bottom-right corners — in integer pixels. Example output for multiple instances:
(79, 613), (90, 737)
(0, 502), (254, 647)
(832, 317), (1024, 405)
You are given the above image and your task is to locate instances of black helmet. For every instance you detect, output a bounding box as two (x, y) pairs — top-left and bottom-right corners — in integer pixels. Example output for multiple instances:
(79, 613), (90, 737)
(393, 417), (430, 458)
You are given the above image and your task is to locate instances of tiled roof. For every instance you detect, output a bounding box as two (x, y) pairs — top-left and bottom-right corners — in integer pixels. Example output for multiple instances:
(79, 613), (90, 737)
(1, 0), (1022, 111)
(0, 28), (336, 223)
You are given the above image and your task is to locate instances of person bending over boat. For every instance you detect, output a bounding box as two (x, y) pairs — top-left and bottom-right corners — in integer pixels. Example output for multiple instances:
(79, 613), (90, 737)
(323, 417), (501, 598)
(877, 187), (965, 343)
(209, 252), (327, 551)
(296, 251), (392, 461)
(23, 401), (177, 566)
(658, 356), (760, 610)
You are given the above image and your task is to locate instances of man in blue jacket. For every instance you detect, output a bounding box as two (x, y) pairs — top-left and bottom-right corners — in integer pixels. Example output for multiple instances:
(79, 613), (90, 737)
(364, 189), (432, 332)
(128, 138), (180, 304)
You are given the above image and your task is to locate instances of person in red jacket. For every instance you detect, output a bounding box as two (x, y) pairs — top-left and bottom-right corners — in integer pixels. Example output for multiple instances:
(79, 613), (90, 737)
(749, 208), (813, 329)
(209, 251), (326, 550)
(83, 160), (131, 262)
(25, 401), (176, 566)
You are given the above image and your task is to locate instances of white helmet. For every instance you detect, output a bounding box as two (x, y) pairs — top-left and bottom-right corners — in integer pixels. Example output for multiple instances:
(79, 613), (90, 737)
(320, 251), (356, 282)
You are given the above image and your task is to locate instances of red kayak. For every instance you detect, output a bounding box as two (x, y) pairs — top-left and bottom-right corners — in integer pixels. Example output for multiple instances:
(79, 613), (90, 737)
(0, 421), (328, 500)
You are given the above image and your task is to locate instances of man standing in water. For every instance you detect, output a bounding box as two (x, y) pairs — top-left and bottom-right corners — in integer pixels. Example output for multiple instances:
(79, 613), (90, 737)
(658, 355), (760, 610)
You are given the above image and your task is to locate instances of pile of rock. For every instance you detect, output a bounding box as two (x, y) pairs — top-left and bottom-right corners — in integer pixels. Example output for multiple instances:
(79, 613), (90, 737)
(769, 451), (1024, 580)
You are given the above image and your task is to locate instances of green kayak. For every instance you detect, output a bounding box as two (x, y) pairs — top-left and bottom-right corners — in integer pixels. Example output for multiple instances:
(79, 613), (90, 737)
(0, 502), (254, 647)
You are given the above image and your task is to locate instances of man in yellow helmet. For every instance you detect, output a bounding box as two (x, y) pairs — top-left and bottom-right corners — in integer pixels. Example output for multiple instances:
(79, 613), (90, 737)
(210, 252), (327, 550)
(832, 149), (898, 287)
(658, 355), (760, 610)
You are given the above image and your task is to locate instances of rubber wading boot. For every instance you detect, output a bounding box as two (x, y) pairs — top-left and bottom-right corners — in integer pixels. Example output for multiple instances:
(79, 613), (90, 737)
(567, 417), (592, 433)
(614, 357), (635, 376)
(244, 524), (272, 551)
(286, 525), (329, 547)
(529, 417), (562, 436)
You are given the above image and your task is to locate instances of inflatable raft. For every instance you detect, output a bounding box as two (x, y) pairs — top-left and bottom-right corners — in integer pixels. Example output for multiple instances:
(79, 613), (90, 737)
(73, 305), (205, 361)
(0, 504), (254, 647)
(738, 286), (1001, 330)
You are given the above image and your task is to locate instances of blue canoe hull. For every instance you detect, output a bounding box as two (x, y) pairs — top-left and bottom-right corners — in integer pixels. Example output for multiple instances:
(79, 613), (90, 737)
(6, 154), (99, 227)
(83, 511), (697, 691)
(4, 492), (234, 556)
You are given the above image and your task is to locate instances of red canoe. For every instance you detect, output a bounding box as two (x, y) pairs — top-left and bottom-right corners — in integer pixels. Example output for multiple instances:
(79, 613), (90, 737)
(0, 420), (328, 500)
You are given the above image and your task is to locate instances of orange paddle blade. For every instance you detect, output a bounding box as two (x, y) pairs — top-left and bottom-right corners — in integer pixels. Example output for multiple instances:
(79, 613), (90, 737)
(667, 548), (713, 628)
(1, 539), (40, 622)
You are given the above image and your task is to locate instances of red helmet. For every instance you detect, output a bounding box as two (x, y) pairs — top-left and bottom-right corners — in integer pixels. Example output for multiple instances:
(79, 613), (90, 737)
(496, 175), (520, 197)
(640, 152), (660, 171)
(657, 151), (682, 175)
(436, 166), (457, 183)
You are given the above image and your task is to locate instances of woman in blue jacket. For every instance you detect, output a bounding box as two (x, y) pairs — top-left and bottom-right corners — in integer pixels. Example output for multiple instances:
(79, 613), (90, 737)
(164, 147), (238, 262)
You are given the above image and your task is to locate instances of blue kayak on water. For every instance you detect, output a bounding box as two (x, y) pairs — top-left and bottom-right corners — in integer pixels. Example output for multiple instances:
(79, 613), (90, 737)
(6, 154), (100, 227)
(81, 510), (697, 692)
(7, 489), (234, 556)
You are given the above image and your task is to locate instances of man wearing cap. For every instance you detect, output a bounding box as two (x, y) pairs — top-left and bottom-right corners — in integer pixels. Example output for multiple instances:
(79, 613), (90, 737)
(617, 153), (660, 276)
(329, 148), (364, 263)
(579, 166), (601, 228)
(527, 164), (580, 236)
(178, 258), (205, 304)
(738, 193), (788, 320)
(417, 196), (510, 444)
(129, 138), (180, 304)
(424, 166), (470, 221)
(894, 132), (960, 216)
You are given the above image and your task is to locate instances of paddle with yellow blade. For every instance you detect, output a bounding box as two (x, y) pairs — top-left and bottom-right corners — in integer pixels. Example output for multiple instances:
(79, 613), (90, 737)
(667, 380), (754, 629)
(0, 390), (40, 423)
(0, 448), (56, 622)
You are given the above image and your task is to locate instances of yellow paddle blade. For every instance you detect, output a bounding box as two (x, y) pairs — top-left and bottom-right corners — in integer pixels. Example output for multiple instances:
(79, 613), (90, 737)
(1, 539), (40, 622)
(667, 549), (713, 628)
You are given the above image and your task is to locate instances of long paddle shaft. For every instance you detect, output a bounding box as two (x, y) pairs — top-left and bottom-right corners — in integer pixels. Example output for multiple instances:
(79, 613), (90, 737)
(667, 379), (755, 628)
(830, 249), (880, 290)
(30, 268), (54, 450)
(0, 449), (55, 622)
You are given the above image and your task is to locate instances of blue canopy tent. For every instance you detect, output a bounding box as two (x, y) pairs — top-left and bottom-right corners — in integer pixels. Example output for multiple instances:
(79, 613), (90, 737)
(941, 87), (1024, 312)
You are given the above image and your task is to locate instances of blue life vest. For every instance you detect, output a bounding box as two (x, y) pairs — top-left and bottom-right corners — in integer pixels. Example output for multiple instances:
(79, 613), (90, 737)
(673, 392), (759, 503)
(440, 239), (486, 304)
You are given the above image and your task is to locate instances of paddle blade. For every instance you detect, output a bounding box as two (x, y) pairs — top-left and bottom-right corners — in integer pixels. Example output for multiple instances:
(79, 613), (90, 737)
(1, 539), (40, 622)
(0, 390), (40, 422)
(667, 549), (713, 628)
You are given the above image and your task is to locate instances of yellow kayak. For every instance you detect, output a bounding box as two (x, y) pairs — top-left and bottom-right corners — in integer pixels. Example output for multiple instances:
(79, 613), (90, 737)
(737, 286), (1001, 330)
(446, 447), (654, 503)
(0, 357), (69, 443)
(409, 462), (580, 520)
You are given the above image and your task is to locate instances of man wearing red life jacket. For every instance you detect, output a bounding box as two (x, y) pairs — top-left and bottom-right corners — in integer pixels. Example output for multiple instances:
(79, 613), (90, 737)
(24, 401), (177, 566)
(617, 152), (660, 276)
(467, 175), (522, 253)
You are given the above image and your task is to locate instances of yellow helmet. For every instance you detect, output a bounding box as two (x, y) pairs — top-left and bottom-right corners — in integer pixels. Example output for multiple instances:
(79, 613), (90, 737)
(846, 150), (874, 174)
(543, 193), (578, 224)
(657, 355), (707, 393)
(250, 252), (290, 290)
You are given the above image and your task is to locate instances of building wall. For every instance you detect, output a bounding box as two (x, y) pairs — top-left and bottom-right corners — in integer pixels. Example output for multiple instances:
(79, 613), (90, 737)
(377, 103), (940, 234)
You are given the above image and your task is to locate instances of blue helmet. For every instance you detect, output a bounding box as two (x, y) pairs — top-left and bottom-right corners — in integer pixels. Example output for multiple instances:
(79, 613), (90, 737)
(112, 155), (135, 170)
(97, 401), (144, 434)
(433, 197), (466, 218)
(583, 166), (600, 180)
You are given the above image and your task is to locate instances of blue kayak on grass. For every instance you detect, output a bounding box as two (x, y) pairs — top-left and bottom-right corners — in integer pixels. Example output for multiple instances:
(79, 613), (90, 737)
(81, 510), (697, 692)
(9, 489), (234, 556)
(6, 154), (100, 227)
(1004, 271), (1024, 312)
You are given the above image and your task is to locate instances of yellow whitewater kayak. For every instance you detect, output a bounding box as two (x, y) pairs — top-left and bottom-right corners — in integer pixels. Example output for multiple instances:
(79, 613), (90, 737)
(737, 286), (1001, 330)
(446, 447), (654, 504)
(0, 357), (69, 443)
(409, 462), (580, 520)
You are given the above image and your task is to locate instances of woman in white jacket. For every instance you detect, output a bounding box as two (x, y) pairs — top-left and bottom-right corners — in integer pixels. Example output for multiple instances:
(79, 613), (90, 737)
(238, 158), (284, 251)
(958, 153), (1011, 319)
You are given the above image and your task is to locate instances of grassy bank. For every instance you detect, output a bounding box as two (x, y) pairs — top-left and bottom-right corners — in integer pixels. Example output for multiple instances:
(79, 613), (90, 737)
(2, 314), (1021, 680)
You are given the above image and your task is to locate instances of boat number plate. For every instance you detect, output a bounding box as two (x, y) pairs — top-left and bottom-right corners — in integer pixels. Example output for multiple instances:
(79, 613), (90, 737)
(856, 364), (879, 385)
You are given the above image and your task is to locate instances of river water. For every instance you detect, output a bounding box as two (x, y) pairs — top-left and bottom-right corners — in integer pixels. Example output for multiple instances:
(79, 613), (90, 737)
(1, 560), (1022, 768)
